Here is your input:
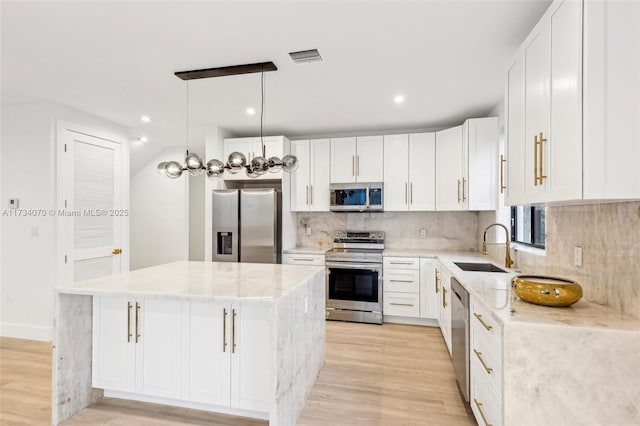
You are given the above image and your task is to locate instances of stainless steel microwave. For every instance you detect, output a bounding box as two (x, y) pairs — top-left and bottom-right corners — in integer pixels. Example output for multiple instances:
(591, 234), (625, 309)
(329, 182), (383, 212)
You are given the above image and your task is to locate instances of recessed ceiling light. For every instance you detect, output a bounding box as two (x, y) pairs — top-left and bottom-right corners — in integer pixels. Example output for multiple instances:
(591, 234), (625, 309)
(246, 107), (256, 115)
(138, 136), (148, 143)
(394, 95), (405, 104)
(141, 115), (151, 123)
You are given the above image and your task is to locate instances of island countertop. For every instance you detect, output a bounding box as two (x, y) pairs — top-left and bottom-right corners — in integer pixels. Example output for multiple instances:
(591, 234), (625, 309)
(55, 261), (324, 301)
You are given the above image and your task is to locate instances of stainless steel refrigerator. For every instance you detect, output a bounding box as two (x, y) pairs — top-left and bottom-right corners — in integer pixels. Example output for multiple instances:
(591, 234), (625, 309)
(212, 188), (282, 264)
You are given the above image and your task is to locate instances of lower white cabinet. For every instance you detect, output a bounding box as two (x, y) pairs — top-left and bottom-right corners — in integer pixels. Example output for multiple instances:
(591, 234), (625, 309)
(93, 296), (271, 414)
(282, 253), (325, 266)
(383, 257), (420, 318)
(92, 296), (185, 399)
(437, 264), (452, 355)
(419, 258), (438, 319)
(384, 292), (420, 317)
(470, 296), (503, 426)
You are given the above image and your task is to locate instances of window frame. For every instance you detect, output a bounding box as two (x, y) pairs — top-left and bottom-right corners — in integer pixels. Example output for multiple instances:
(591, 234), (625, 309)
(510, 205), (546, 249)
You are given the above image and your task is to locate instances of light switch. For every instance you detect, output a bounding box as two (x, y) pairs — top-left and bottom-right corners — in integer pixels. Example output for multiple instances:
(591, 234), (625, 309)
(31, 227), (39, 237)
(573, 246), (583, 267)
(306, 226), (312, 236)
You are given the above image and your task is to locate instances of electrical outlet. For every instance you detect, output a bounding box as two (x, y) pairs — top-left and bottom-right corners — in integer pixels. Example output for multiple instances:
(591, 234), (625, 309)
(304, 296), (309, 314)
(306, 226), (312, 236)
(574, 246), (583, 267)
(9, 198), (19, 209)
(420, 228), (426, 239)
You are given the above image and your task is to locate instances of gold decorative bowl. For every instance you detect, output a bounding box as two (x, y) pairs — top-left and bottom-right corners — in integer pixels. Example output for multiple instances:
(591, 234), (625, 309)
(511, 275), (583, 307)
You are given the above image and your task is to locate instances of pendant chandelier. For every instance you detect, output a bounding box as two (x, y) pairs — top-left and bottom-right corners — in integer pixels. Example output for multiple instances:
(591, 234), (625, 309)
(157, 61), (298, 179)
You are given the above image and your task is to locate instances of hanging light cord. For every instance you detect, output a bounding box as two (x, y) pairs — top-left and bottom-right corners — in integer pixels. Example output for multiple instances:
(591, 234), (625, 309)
(260, 66), (266, 158)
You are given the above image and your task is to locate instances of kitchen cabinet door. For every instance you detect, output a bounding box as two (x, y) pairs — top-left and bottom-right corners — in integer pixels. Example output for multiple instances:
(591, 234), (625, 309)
(309, 139), (331, 211)
(189, 301), (232, 406)
(383, 134), (410, 211)
(505, 55), (527, 206)
(136, 298), (185, 399)
(409, 133), (436, 211)
(224, 138), (254, 163)
(230, 302), (272, 412)
(92, 296), (136, 392)
(438, 267), (452, 356)
(419, 259), (438, 320)
(330, 137), (357, 183)
(355, 136), (384, 182)
(465, 118), (498, 210)
(435, 126), (464, 211)
(290, 140), (311, 212)
(252, 136), (284, 161)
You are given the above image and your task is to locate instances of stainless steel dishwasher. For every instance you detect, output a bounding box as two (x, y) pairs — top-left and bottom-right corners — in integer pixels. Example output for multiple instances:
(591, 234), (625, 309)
(451, 277), (469, 402)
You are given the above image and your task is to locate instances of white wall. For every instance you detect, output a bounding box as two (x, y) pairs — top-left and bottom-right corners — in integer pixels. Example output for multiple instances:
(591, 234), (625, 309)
(130, 147), (188, 270)
(0, 102), (129, 341)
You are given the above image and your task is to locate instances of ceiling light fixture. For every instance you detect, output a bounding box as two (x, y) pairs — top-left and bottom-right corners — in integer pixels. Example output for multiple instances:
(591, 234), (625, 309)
(246, 107), (256, 115)
(158, 61), (298, 179)
(394, 95), (405, 104)
(138, 136), (148, 142)
(141, 115), (151, 123)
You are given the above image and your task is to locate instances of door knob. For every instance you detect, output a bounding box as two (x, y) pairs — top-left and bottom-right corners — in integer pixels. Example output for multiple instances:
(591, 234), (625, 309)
(112, 248), (122, 255)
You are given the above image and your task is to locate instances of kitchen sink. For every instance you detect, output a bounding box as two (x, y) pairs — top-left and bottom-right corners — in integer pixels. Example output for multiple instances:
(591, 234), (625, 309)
(454, 262), (507, 273)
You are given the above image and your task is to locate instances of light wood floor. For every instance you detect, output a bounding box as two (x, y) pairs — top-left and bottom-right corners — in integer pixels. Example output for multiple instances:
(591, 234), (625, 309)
(0, 322), (474, 425)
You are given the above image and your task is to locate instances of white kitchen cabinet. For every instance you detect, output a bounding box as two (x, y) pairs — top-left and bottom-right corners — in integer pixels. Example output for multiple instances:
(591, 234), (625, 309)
(419, 258), (438, 320)
(330, 136), (383, 183)
(223, 136), (288, 181)
(383, 133), (436, 211)
(282, 253), (325, 266)
(436, 119), (497, 211)
(92, 296), (184, 399)
(505, 0), (639, 204)
(437, 264), (452, 355)
(383, 256), (420, 319)
(290, 139), (330, 212)
(189, 300), (271, 412)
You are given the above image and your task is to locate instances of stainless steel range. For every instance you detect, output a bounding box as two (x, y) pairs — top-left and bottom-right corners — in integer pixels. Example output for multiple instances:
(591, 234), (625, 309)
(325, 231), (384, 324)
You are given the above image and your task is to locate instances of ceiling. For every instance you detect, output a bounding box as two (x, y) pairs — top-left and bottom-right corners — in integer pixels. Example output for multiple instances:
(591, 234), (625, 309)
(1, 0), (551, 152)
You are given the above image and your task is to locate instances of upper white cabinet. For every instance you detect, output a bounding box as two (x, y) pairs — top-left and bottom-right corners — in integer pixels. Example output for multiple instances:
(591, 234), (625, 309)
(384, 133), (436, 211)
(223, 136), (288, 181)
(436, 118), (497, 211)
(331, 136), (383, 183)
(290, 139), (331, 212)
(505, 0), (640, 204)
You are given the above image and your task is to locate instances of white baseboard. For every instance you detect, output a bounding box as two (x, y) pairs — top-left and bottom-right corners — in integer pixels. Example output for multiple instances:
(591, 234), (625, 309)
(0, 322), (53, 341)
(383, 316), (439, 327)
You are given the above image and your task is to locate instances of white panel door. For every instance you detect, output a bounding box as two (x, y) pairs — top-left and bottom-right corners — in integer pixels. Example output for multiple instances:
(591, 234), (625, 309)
(330, 137), (357, 183)
(62, 130), (123, 283)
(548, 0), (583, 202)
(355, 135), (384, 182)
(409, 133), (436, 211)
(92, 296), (136, 392)
(523, 20), (551, 203)
(136, 298), (184, 399)
(309, 139), (331, 211)
(419, 259), (438, 319)
(435, 126), (464, 211)
(466, 118), (498, 211)
(290, 140), (311, 212)
(505, 56), (526, 206)
(383, 134), (409, 211)
(189, 301), (232, 406)
(230, 303), (272, 412)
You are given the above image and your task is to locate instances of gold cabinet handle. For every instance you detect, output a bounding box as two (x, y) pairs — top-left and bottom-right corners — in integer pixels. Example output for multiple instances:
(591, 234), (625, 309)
(352, 155), (355, 177)
(356, 155), (360, 177)
(405, 182), (408, 204)
(538, 132), (547, 183)
(410, 182), (413, 204)
(442, 287), (447, 308)
(310, 185), (313, 205)
(390, 302), (414, 307)
(435, 269), (440, 293)
(457, 179), (461, 203)
(534, 134), (539, 186)
(305, 185), (309, 205)
(232, 308), (237, 354)
(474, 399), (493, 426)
(135, 302), (140, 343)
(222, 308), (228, 352)
(473, 349), (493, 374)
(499, 154), (506, 193)
(473, 312), (493, 331)
(112, 248), (122, 255)
(389, 261), (414, 265)
(462, 177), (467, 202)
(389, 279), (414, 283)
(127, 302), (132, 343)
(292, 258), (314, 262)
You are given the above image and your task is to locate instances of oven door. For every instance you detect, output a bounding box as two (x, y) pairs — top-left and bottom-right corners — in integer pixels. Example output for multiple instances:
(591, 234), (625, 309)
(325, 262), (382, 312)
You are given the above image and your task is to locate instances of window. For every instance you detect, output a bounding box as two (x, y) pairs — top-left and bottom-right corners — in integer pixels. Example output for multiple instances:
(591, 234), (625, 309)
(511, 205), (546, 248)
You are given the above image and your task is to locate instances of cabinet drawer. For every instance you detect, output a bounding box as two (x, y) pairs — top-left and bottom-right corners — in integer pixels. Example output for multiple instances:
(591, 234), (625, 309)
(471, 326), (502, 397)
(471, 300), (502, 343)
(282, 254), (325, 266)
(384, 269), (420, 293)
(383, 257), (420, 270)
(471, 357), (502, 426)
(383, 292), (420, 317)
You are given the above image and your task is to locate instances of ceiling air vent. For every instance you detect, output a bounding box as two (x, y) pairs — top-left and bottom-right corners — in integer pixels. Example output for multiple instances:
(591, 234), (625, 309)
(289, 49), (322, 64)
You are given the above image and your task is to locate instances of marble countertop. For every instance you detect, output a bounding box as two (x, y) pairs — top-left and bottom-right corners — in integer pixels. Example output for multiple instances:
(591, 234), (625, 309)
(56, 261), (324, 302)
(283, 248), (329, 255)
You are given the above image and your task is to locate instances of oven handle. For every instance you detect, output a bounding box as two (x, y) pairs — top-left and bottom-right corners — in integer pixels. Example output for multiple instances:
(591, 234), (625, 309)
(325, 262), (382, 272)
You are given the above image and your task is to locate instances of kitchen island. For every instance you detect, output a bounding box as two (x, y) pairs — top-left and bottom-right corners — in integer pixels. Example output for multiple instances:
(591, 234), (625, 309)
(52, 261), (326, 426)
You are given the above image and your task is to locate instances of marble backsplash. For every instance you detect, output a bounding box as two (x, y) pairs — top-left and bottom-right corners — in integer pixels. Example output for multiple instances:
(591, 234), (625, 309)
(296, 211), (479, 252)
(482, 202), (640, 319)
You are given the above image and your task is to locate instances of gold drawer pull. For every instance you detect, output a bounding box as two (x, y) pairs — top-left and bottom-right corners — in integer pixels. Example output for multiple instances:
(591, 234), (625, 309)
(473, 312), (493, 331)
(112, 248), (122, 255)
(435, 269), (439, 293)
(127, 302), (132, 343)
(474, 349), (493, 374)
(389, 261), (414, 265)
(389, 279), (414, 283)
(474, 399), (493, 426)
(292, 258), (314, 262)
(442, 287), (447, 308)
(390, 303), (414, 307)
